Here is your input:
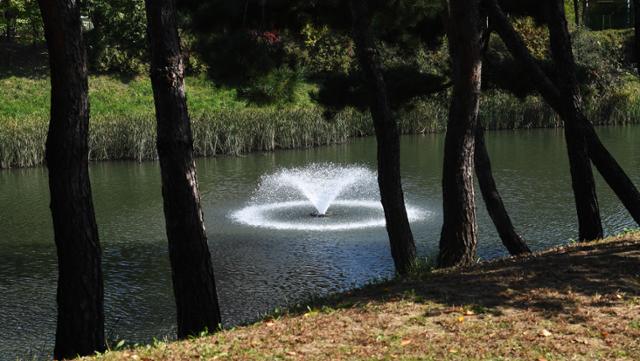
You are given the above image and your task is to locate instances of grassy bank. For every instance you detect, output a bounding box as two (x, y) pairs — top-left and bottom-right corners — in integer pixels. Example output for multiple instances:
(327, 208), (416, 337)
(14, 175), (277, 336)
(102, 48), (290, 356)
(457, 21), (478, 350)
(83, 232), (640, 361)
(2, 74), (640, 168)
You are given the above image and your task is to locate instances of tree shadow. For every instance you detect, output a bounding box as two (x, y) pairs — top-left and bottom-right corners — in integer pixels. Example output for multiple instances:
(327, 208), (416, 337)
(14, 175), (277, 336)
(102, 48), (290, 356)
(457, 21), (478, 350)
(300, 240), (640, 323)
(0, 43), (50, 79)
(0, 42), (142, 84)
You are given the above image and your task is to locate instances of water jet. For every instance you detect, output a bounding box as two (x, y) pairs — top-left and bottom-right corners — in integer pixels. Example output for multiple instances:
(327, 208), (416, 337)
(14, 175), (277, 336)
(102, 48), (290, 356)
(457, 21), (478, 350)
(231, 163), (428, 231)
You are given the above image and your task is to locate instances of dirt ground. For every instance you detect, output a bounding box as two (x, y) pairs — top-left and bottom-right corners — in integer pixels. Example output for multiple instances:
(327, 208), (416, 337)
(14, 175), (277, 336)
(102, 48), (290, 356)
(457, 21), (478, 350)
(87, 233), (640, 361)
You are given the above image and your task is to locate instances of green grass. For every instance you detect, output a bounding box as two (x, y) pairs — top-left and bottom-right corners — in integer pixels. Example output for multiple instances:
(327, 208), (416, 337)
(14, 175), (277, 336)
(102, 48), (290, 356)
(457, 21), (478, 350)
(0, 74), (247, 119)
(3, 73), (640, 169)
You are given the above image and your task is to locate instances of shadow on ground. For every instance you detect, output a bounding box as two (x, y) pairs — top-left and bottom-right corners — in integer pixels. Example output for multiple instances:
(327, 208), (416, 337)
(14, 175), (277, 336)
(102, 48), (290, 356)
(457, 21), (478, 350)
(0, 43), (49, 79)
(311, 238), (640, 321)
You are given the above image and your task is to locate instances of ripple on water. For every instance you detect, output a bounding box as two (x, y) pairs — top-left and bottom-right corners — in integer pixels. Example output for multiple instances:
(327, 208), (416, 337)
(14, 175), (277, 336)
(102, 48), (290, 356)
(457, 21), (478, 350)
(231, 200), (429, 231)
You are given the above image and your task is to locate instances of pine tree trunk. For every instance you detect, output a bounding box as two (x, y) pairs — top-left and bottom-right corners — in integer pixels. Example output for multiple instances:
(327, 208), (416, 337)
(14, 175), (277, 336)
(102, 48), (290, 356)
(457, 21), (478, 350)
(486, 0), (640, 227)
(144, 0), (222, 338)
(37, 1), (105, 358)
(350, 0), (416, 274)
(475, 127), (531, 255)
(476, 29), (530, 255)
(546, 0), (603, 241)
(574, 0), (581, 27)
(634, 0), (640, 74)
(349, 0), (416, 275)
(438, 0), (483, 268)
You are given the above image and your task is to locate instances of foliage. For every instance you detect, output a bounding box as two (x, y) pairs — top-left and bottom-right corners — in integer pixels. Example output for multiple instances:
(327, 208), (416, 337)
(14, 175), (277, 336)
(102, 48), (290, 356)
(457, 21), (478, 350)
(287, 23), (355, 74)
(372, 0), (444, 47)
(239, 66), (308, 105)
(511, 16), (549, 59)
(83, 0), (148, 74)
(197, 30), (287, 87)
(315, 65), (448, 112)
(572, 28), (634, 92)
(3, 0), (640, 163)
(179, 30), (209, 75)
(0, 0), (42, 44)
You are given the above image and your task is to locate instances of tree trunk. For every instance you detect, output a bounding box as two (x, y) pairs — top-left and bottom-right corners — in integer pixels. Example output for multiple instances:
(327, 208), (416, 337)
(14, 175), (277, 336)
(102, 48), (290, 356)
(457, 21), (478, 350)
(476, 29), (530, 255)
(32, 21), (38, 47)
(574, 0), (581, 27)
(475, 127), (531, 255)
(37, 1), (105, 359)
(438, 0), (483, 268)
(546, 0), (603, 241)
(486, 0), (640, 227)
(144, 0), (222, 338)
(634, 0), (640, 74)
(349, 0), (416, 275)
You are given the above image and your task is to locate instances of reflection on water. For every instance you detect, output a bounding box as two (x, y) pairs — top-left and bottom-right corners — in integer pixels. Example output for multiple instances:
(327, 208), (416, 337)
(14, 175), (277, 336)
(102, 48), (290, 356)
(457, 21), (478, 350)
(0, 127), (638, 359)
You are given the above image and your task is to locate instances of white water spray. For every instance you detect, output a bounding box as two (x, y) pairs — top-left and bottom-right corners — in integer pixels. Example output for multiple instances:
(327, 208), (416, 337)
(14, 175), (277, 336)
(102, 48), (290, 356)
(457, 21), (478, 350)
(261, 163), (374, 216)
(231, 163), (428, 231)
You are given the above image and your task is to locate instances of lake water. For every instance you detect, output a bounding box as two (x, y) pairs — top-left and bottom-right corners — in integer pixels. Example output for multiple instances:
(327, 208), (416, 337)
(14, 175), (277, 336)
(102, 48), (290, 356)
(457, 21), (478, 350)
(1, 127), (638, 359)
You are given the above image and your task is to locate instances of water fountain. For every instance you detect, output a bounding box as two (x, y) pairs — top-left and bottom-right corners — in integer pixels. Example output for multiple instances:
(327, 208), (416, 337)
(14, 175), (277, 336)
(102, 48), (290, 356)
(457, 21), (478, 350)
(231, 163), (427, 231)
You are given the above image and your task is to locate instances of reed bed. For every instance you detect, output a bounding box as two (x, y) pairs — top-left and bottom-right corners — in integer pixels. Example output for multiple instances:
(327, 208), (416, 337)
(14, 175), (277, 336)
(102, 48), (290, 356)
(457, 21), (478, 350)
(1, 90), (640, 169)
(0, 108), (373, 168)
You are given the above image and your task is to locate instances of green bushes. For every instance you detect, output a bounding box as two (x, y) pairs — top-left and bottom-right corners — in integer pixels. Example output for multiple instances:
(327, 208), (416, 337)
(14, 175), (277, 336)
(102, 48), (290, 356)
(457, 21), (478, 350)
(239, 67), (306, 105)
(84, 0), (149, 74)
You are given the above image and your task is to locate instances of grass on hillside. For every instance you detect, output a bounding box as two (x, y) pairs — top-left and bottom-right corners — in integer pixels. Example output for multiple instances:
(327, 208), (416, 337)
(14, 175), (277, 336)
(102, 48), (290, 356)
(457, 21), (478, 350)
(84, 232), (640, 361)
(4, 39), (640, 168)
(3, 72), (640, 169)
(0, 75), (248, 119)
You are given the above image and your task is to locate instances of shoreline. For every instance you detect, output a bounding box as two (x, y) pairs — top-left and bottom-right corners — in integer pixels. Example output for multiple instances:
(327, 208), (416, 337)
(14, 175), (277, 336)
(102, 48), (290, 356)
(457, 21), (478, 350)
(1, 121), (638, 171)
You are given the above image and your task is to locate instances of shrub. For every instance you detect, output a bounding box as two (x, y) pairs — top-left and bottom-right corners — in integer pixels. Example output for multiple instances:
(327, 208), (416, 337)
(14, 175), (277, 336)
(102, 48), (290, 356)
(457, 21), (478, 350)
(85, 0), (149, 74)
(572, 28), (634, 92)
(239, 66), (306, 105)
(199, 30), (286, 86)
(288, 23), (355, 74)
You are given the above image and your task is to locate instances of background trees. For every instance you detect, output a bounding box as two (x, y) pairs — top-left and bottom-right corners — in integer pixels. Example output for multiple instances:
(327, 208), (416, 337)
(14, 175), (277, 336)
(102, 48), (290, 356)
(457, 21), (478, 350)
(84, 0), (148, 74)
(1, 0), (42, 44)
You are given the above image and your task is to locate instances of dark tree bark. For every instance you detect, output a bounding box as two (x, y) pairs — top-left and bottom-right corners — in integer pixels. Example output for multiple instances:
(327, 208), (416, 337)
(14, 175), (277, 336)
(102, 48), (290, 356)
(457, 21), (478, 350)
(634, 0), (640, 74)
(476, 29), (531, 255)
(546, 0), (603, 241)
(475, 127), (531, 255)
(438, 0), (483, 268)
(144, 0), (222, 338)
(573, 0), (580, 27)
(486, 0), (640, 228)
(37, 1), (105, 359)
(349, 0), (416, 275)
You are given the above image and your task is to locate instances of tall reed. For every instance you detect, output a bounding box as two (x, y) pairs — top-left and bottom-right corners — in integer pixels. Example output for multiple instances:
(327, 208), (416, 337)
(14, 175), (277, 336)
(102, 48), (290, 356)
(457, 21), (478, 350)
(2, 89), (640, 169)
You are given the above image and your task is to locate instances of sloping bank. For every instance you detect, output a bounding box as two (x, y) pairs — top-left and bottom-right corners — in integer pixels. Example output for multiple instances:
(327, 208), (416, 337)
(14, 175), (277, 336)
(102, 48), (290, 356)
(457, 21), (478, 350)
(83, 232), (640, 361)
(1, 90), (639, 169)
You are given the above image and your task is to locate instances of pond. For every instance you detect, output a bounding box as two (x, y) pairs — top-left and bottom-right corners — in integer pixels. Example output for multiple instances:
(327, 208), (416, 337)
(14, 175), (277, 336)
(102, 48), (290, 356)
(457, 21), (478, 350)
(1, 126), (638, 359)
